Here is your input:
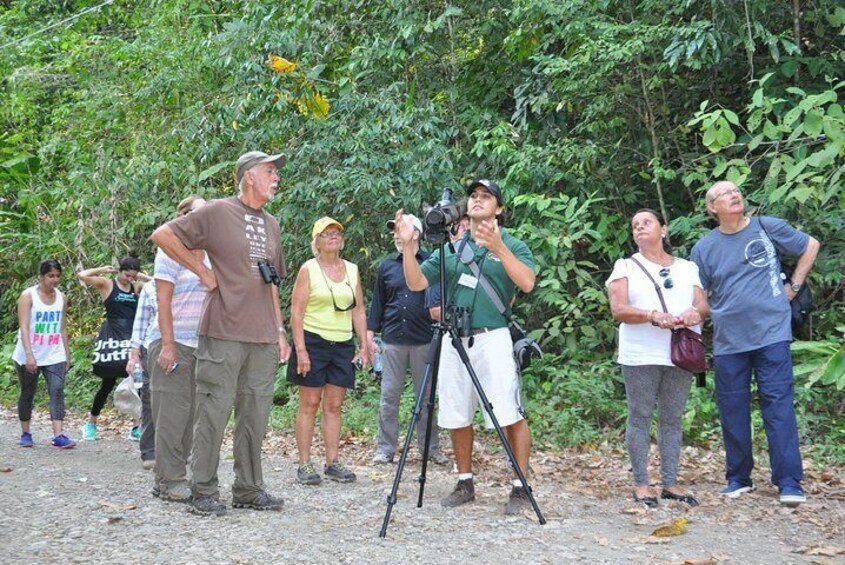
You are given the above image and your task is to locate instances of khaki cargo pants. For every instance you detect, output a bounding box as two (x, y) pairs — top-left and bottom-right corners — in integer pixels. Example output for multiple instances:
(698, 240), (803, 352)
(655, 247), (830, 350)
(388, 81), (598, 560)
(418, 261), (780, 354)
(191, 336), (277, 500)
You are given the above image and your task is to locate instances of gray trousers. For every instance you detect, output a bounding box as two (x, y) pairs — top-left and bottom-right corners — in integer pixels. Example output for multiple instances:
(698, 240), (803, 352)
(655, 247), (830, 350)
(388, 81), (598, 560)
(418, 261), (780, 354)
(376, 342), (440, 458)
(191, 336), (276, 500)
(16, 362), (66, 422)
(148, 340), (196, 490)
(139, 346), (155, 462)
(622, 364), (692, 487)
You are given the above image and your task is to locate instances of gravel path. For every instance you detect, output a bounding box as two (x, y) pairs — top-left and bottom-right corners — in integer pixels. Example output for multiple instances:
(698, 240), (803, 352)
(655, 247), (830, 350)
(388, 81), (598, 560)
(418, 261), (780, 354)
(1, 410), (843, 564)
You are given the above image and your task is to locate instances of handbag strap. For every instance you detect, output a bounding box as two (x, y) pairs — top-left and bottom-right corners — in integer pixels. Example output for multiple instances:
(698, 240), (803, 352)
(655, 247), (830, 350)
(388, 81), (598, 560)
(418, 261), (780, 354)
(629, 256), (669, 314)
(456, 237), (510, 318)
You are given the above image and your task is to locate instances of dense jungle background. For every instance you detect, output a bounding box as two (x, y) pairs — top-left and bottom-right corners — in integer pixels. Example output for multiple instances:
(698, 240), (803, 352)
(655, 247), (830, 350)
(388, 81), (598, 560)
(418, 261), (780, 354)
(0, 0), (842, 462)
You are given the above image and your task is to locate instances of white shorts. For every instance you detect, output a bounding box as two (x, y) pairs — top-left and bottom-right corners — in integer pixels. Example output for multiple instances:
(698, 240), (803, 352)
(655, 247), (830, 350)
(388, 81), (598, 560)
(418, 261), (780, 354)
(436, 327), (523, 429)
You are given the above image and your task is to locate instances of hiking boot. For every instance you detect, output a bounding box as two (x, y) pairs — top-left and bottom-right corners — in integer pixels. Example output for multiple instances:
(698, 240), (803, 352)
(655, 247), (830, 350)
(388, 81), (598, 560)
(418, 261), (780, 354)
(324, 460), (356, 483)
(20, 432), (33, 448)
(81, 422), (98, 441)
(189, 495), (227, 517)
(233, 491), (284, 511)
(296, 461), (322, 485)
(720, 481), (754, 499)
(505, 485), (532, 515)
(779, 486), (806, 507)
(372, 452), (393, 465)
(159, 484), (192, 503)
(441, 478), (475, 508)
(129, 426), (141, 441)
(142, 459), (156, 471)
(428, 451), (449, 466)
(51, 434), (76, 449)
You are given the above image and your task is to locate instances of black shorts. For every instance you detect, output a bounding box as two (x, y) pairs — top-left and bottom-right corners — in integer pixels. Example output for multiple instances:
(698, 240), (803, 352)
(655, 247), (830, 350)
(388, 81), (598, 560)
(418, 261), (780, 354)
(286, 330), (356, 389)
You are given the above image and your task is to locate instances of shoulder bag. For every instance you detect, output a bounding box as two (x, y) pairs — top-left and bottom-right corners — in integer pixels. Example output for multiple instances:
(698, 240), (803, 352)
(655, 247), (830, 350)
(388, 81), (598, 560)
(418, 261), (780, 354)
(629, 256), (707, 375)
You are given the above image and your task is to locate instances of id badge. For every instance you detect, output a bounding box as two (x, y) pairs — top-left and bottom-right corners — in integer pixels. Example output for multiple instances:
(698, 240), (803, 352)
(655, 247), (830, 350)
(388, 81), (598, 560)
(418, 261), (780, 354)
(457, 273), (478, 289)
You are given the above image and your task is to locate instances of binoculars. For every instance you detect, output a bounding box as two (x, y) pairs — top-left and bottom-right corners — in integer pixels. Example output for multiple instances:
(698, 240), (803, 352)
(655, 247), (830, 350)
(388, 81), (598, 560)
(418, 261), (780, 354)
(257, 260), (281, 286)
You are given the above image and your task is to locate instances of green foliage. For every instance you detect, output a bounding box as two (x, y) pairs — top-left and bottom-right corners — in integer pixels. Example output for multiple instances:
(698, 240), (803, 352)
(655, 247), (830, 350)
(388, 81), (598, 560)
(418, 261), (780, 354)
(0, 0), (842, 460)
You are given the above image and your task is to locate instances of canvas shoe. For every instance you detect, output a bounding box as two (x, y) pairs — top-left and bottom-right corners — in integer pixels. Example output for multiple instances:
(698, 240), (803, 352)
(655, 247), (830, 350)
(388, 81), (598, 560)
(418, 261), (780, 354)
(720, 481), (754, 499)
(129, 426), (141, 441)
(142, 459), (156, 471)
(81, 422), (98, 441)
(779, 486), (806, 507)
(20, 432), (33, 448)
(51, 434), (76, 449)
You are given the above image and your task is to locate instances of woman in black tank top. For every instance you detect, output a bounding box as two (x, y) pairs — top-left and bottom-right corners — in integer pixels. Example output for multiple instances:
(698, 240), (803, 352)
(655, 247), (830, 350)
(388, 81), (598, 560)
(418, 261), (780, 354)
(77, 256), (150, 441)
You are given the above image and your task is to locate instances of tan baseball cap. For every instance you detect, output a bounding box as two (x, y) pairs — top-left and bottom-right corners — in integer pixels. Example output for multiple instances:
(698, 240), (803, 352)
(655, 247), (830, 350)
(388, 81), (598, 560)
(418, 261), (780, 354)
(235, 151), (287, 183)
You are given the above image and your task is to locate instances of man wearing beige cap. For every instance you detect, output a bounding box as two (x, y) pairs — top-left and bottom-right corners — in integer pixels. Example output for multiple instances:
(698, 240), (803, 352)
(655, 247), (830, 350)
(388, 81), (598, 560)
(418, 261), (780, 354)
(151, 150), (290, 516)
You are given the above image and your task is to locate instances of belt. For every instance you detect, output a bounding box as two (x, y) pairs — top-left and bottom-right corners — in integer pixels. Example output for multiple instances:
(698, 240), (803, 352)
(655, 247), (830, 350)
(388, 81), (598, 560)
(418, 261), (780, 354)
(469, 327), (496, 336)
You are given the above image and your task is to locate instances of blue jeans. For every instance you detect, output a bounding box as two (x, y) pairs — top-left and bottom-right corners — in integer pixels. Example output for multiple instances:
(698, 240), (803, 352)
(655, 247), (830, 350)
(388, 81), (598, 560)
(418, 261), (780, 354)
(713, 341), (803, 489)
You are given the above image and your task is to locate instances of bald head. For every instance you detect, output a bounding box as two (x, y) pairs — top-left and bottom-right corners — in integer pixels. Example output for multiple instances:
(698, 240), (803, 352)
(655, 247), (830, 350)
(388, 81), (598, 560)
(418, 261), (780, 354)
(705, 181), (744, 221)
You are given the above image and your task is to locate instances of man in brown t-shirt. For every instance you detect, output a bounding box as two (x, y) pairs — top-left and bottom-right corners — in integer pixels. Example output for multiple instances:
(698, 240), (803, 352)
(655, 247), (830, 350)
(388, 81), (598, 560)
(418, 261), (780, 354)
(151, 150), (291, 516)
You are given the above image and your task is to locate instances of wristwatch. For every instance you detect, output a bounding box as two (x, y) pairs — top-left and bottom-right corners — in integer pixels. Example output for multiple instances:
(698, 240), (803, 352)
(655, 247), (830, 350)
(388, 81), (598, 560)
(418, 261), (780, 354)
(790, 282), (802, 293)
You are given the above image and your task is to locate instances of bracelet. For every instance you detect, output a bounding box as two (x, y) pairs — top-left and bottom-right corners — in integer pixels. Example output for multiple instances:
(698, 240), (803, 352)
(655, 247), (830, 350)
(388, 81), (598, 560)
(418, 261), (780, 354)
(278, 326), (287, 336)
(691, 305), (700, 313)
(647, 309), (655, 323)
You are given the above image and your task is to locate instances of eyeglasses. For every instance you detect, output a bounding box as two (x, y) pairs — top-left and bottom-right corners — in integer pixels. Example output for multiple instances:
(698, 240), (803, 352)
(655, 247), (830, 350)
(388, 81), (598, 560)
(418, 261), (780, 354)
(659, 268), (674, 289)
(710, 187), (741, 203)
(317, 267), (357, 312)
(318, 230), (344, 239)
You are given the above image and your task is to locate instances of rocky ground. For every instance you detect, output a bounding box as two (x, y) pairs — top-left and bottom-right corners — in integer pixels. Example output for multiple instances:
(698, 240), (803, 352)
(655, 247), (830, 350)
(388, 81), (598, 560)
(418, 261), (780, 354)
(0, 409), (843, 565)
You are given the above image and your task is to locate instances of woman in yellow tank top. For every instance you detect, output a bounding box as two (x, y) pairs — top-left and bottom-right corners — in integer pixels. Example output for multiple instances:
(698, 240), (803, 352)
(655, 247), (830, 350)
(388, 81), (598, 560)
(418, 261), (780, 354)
(287, 217), (369, 485)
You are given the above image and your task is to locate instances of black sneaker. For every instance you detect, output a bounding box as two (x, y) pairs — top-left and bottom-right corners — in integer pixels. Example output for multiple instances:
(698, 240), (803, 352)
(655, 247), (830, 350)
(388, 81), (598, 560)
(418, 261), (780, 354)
(189, 495), (227, 517)
(233, 491), (284, 511)
(441, 478), (475, 508)
(505, 485), (531, 515)
(324, 460), (356, 483)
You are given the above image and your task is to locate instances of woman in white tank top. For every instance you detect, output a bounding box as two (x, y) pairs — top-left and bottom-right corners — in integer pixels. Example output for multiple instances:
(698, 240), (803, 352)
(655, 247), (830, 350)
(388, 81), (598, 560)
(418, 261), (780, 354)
(12, 260), (75, 449)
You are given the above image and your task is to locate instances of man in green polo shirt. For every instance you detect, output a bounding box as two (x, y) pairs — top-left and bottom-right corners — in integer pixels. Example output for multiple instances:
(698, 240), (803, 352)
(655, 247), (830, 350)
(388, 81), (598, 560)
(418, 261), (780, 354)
(394, 179), (536, 516)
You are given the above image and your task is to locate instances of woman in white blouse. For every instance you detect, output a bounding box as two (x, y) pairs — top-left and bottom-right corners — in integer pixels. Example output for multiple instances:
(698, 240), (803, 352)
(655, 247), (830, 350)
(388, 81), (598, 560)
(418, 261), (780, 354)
(606, 208), (709, 508)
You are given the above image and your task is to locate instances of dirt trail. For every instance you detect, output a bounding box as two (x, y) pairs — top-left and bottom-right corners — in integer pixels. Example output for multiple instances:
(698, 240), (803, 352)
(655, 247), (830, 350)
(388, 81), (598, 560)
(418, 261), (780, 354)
(0, 409), (843, 564)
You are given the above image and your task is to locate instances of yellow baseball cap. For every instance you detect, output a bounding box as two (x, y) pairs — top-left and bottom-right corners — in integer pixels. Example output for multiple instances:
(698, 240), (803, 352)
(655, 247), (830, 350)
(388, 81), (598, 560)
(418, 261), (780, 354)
(312, 216), (344, 240)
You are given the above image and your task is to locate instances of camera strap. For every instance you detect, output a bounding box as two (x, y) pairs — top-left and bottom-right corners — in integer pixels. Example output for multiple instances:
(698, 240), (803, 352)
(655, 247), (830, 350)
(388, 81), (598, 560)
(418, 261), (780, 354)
(456, 237), (509, 319)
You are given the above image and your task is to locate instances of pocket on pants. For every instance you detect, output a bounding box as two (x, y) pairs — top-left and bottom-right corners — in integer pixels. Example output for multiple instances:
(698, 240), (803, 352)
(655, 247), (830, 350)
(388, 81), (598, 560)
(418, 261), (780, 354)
(194, 340), (229, 394)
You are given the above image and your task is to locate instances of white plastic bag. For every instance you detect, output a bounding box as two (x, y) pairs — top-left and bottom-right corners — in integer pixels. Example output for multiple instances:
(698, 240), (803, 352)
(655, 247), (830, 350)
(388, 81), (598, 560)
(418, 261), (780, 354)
(113, 375), (142, 419)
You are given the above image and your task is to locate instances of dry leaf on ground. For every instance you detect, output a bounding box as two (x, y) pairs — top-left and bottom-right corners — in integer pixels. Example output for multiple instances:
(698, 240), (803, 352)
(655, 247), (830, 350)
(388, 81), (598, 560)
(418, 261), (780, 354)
(651, 517), (689, 537)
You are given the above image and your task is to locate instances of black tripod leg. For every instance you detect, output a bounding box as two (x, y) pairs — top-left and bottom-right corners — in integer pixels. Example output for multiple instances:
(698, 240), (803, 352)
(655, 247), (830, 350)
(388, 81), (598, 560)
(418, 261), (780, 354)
(379, 328), (444, 538)
(416, 336), (442, 507)
(449, 330), (547, 525)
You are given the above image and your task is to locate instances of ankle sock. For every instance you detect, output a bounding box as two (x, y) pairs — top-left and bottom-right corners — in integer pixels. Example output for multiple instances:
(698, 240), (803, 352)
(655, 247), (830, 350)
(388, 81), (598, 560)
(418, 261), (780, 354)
(458, 473), (473, 481)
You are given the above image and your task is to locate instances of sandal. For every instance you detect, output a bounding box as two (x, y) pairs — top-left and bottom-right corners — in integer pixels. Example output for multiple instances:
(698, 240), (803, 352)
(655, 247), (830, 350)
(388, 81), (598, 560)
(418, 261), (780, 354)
(632, 490), (659, 508)
(661, 489), (700, 507)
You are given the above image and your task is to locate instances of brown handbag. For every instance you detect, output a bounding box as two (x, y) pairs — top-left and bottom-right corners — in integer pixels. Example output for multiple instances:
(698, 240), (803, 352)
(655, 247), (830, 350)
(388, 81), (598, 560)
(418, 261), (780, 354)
(629, 257), (707, 374)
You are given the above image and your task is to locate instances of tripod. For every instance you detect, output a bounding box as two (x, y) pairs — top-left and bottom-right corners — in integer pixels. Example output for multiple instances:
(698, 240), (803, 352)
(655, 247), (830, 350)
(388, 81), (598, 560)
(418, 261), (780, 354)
(379, 238), (546, 537)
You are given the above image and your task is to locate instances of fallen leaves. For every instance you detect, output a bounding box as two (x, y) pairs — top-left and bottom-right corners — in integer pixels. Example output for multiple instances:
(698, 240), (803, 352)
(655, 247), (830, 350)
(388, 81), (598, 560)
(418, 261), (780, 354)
(793, 546), (845, 557)
(651, 517), (690, 537)
(99, 502), (137, 511)
(0, 466), (12, 473)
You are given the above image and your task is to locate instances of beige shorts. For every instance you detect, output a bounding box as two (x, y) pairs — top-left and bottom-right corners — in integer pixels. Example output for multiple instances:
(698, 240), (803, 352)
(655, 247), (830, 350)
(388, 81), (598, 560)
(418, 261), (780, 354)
(436, 327), (523, 429)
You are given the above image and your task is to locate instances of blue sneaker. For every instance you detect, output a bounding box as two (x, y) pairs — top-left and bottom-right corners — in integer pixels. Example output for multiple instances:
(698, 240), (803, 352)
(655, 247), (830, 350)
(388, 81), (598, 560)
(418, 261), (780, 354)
(129, 426), (141, 442)
(51, 434), (76, 449)
(720, 481), (753, 498)
(20, 432), (33, 447)
(779, 486), (806, 507)
(81, 422), (97, 441)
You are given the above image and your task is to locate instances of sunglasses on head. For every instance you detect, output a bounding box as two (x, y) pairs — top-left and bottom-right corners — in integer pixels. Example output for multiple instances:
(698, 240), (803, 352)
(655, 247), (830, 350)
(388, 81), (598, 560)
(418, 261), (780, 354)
(659, 267), (674, 289)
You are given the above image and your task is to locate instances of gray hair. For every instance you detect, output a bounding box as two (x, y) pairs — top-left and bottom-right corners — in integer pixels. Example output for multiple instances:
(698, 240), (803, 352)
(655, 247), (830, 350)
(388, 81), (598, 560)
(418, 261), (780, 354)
(238, 176), (246, 196)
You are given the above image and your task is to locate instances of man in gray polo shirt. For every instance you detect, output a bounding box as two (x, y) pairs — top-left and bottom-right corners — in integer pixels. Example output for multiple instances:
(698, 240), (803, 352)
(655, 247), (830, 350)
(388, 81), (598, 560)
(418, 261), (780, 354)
(691, 180), (819, 507)
(151, 151), (291, 516)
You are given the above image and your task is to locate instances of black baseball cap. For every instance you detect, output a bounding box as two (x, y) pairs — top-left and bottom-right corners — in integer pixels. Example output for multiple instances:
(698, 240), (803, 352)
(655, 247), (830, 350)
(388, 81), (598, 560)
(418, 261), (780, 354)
(467, 179), (503, 206)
